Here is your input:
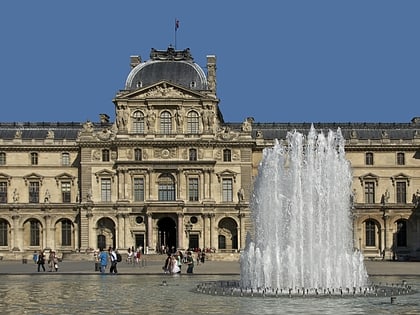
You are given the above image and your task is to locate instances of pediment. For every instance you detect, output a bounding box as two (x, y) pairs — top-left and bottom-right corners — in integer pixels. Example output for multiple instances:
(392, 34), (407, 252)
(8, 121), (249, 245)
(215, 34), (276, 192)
(215, 169), (238, 182)
(119, 81), (206, 100)
(391, 173), (411, 185)
(358, 173), (378, 186)
(23, 173), (44, 185)
(0, 172), (11, 184)
(55, 173), (76, 185)
(94, 169), (116, 182)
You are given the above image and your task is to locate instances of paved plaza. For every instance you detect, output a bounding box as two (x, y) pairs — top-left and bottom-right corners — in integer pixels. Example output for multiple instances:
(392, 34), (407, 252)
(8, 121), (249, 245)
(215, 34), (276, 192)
(0, 257), (419, 276)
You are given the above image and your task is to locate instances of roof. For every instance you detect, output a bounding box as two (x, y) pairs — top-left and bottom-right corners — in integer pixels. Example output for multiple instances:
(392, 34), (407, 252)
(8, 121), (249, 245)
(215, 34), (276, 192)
(125, 47), (208, 91)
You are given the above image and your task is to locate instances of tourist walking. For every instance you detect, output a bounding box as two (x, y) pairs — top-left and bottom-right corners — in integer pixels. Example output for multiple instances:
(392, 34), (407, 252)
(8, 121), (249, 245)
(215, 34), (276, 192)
(37, 250), (45, 272)
(109, 247), (118, 274)
(98, 248), (108, 273)
(186, 251), (194, 274)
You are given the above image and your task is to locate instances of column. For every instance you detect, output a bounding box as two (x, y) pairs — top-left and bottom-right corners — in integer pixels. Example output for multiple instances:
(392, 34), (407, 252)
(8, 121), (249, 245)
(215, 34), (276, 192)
(177, 212), (184, 249)
(208, 212), (215, 249)
(147, 213), (153, 249)
(238, 213), (245, 250)
(11, 212), (20, 251)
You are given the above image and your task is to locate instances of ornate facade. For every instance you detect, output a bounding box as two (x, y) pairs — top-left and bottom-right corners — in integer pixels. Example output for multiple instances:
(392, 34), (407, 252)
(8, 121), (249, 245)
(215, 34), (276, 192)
(0, 47), (419, 260)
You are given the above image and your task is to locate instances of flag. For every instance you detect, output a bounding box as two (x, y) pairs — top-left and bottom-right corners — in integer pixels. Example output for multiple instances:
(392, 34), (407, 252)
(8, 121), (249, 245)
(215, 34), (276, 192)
(175, 19), (180, 31)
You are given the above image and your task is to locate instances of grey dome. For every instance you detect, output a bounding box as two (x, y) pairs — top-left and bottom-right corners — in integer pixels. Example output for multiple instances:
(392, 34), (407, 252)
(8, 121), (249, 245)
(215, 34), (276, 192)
(125, 47), (208, 91)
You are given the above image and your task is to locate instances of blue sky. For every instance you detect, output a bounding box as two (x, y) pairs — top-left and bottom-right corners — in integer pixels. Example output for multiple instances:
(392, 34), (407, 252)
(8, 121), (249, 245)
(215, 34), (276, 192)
(1, 1), (419, 124)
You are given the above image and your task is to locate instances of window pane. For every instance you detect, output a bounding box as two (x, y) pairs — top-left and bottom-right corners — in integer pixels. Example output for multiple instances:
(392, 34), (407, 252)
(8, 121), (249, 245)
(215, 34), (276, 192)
(364, 182), (375, 203)
(31, 153), (38, 165)
(365, 153), (373, 165)
(223, 149), (231, 162)
(189, 149), (197, 161)
(397, 153), (405, 165)
(222, 179), (233, 202)
(29, 182), (40, 203)
(158, 174), (175, 201)
(160, 111), (172, 134)
(133, 178), (144, 201)
(365, 220), (375, 246)
(61, 182), (71, 203)
(30, 221), (40, 246)
(61, 220), (72, 246)
(102, 150), (110, 162)
(134, 149), (142, 161)
(101, 179), (111, 202)
(62, 153), (70, 166)
(133, 111), (145, 133)
(396, 182), (406, 203)
(188, 178), (199, 201)
(0, 182), (7, 203)
(187, 111), (199, 134)
(0, 152), (6, 165)
(0, 220), (8, 246)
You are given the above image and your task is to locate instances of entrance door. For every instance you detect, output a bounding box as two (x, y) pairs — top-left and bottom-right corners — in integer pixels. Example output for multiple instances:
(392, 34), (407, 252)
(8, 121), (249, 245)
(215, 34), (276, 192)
(189, 234), (199, 250)
(157, 217), (177, 252)
(135, 234), (145, 253)
(97, 235), (106, 250)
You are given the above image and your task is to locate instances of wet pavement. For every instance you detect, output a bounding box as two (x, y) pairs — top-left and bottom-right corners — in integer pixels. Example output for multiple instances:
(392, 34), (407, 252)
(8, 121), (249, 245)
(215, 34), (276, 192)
(0, 257), (419, 276)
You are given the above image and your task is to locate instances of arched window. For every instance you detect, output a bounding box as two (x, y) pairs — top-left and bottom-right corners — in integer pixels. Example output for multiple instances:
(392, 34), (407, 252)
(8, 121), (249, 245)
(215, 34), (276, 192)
(396, 220), (407, 247)
(0, 219), (8, 246)
(160, 111), (172, 134)
(158, 173), (175, 201)
(365, 220), (376, 247)
(30, 220), (41, 246)
(187, 111), (199, 134)
(132, 111), (145, 133)
(61, 219), (72, 246)
(61, 152), (70, 166)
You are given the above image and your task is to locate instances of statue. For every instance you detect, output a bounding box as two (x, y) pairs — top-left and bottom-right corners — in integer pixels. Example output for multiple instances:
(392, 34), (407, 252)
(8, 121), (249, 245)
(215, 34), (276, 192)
(237, 187), (245, 203)
(116, 106), (129, 129)
(412, 189), (420, 208)
(44, 190), (51, 203)
(12, 189), (19, 203)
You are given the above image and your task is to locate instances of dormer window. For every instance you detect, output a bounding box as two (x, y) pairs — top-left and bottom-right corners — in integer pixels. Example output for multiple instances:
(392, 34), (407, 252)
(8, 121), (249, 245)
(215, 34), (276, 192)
(190, 81), (196, 88)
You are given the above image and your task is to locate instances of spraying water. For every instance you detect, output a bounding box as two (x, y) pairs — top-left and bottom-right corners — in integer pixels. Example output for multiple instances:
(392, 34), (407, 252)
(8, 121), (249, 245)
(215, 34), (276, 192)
(240, 126), (368, 291)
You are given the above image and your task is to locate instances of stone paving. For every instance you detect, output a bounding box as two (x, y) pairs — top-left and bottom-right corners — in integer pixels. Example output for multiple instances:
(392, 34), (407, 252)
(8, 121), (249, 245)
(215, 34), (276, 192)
(0, 257), (419, 276)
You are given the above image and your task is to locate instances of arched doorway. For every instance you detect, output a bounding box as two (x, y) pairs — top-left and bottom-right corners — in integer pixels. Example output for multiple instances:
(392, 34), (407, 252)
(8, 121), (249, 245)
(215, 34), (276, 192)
(157, 217), (177, 253)
(218, 217), (238, 251)
(96, 218), (115, 250)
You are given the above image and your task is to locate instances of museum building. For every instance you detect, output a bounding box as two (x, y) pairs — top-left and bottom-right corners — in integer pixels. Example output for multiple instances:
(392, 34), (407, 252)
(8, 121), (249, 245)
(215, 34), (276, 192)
(0, 47), (419, 261)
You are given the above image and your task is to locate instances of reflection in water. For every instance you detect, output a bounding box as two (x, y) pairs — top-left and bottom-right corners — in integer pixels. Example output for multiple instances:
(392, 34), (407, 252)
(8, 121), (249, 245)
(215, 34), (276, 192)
(0, 275), (418, 314)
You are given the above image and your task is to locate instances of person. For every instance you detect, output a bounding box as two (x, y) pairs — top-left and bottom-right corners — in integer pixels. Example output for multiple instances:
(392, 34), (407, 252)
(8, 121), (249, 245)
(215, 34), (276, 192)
(163, 252), (171, 274)
(32, 251), (38, 264)
(171, 255), (180, 274)
(185, 251), (194, 274)
(126, 247), (133, 264)
(109, 247), (118, 274)
(37, 250), (45, 272)
(48, 251), (55, 272)
(98, 248), (108, 273)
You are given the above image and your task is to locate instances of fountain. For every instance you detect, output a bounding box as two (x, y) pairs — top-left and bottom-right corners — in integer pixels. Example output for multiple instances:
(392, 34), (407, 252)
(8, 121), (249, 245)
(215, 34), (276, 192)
(240, 126), (368, 293)
(196, 126), (417, 298)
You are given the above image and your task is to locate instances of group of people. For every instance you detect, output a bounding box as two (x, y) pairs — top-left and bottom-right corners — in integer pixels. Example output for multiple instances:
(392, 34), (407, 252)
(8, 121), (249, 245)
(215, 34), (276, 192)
(96, 247), (119, 274)
(126, 246), (142, 264)
(35, 250), (59, 272)
(163, 250), (195, 274)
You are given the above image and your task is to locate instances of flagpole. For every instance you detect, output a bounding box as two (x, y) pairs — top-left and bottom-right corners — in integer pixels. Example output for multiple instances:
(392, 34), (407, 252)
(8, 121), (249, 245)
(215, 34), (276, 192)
(174, 19), (179, 50)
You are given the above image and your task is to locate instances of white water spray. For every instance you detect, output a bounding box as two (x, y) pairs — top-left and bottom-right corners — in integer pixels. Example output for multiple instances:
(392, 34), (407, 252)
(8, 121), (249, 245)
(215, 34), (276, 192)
(240, 126), (368, 290)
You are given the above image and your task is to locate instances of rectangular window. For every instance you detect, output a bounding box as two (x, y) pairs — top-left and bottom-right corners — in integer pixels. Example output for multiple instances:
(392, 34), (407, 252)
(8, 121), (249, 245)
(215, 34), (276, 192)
(134, 149), (142, 161)
(397, 152), (405, 165)
(0, 152), (6, 165)
(0, 182), (7, 203)
(101, 178), (111, 202)
(364, 181), (375, 203)
(29, 182), (40, 203)
(188, 178), (199, 202)
(396, 182), (406, 203)
(61, 182), (71, 203)
(133, 178), (144, 202)
(365, 152), (374, 165)
(31, 152), (38, 165)
(61, 220), (72, 246)
(222, 178), (233, 202)
(102, 150), (110, 162)
(30, 221), (40, 246)
(223, 149), (232, 162)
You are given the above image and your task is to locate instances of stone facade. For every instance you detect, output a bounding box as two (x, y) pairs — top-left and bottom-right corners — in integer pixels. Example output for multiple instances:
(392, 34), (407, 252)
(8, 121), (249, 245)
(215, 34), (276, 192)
(0, 47), (419, 260)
